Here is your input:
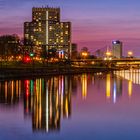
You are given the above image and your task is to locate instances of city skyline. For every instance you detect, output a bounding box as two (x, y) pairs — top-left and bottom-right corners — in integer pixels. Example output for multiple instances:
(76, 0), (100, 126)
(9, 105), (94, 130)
(1, 0), (140, 56)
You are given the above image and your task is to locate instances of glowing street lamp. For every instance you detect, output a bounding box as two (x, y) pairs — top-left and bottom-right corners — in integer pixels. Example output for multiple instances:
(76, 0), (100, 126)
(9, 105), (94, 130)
(106, 51), (111, 57)
(104, 51), (112, 60)
(128, 51), (133, 57)
(82, 52), (88, 59)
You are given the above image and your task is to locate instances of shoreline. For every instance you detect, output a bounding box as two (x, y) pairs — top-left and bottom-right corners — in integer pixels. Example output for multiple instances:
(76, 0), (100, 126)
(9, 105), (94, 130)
(0, 66), (115, 80)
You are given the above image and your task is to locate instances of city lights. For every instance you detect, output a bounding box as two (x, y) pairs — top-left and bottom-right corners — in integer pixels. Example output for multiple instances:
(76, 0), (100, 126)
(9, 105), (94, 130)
(1, 1), (140, 140)
(23, 56), (31, 63)
(128, 51), (133, 57)
(81, 52), (88, 59)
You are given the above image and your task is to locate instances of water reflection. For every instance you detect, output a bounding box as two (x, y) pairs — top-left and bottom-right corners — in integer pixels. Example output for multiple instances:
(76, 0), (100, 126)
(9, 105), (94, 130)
(105, 73), (123, 103)
(81, 74), (87, 99)
(114, 69), (140, 97)
(106, 74), (111, 99)
(0, 71), (140, 134)
(113, 76), (122, 103)
(128, 80), (132, 97)
(24, 76), (72, 132)
(0, 80), (21, 104)
(114, 69), (140, 85)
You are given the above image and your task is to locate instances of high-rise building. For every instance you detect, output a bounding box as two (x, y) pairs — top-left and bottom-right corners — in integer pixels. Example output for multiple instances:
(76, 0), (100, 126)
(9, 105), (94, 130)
(112, 40), (122, 58)
(24, 6), (71, 59)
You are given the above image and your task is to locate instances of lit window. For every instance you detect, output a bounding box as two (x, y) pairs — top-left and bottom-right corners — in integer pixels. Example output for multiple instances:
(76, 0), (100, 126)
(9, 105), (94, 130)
(61, 40), (64, 43)
(39, 22), (41, 26)
(65, 31), (68, 35)
(39, 28), (42, 31)
(49, 26), (53, 30)
(56, 38), (59, 42)
(31, 36), (34, 39)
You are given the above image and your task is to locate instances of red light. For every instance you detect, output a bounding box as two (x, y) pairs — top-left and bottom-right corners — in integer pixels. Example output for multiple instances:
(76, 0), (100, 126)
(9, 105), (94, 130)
(25, 80), (29, 97)
(23, 56), (31, 63)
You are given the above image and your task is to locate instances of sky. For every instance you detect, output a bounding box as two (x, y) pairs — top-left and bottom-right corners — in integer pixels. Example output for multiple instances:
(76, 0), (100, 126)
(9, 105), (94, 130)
(1, 0), (140, 56)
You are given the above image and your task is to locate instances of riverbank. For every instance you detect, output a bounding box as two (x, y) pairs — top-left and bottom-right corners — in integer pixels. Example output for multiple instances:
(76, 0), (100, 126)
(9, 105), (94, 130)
(0, 65), (116, 80)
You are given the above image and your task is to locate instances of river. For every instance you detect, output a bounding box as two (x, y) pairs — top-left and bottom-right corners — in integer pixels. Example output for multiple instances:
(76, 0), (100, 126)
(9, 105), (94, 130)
(0, 70), (140, 140)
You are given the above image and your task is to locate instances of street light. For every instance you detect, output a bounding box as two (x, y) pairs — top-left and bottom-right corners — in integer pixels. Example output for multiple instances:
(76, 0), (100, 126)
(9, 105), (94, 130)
(128, 51), (133, 58)
(81, 52), (88, 59)
(104, 51), (112, 60)
(106, 51), (111, 56)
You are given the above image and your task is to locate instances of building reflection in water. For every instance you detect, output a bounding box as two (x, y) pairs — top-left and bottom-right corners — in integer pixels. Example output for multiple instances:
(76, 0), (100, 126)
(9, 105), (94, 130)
(113, 76), (122, 103)
(106, 74), (111, 99)
(114, 69), (140, 84)
(106, 73), (123, 103)
(115, 69), (140, 97)
(114, 69), (140, 97)
(0, 71), (139, 133)
(81, 74), (87, 100)
(24, 76), (72, 133)
(0, 80), (21, 105)
(128, 80), (132, 97)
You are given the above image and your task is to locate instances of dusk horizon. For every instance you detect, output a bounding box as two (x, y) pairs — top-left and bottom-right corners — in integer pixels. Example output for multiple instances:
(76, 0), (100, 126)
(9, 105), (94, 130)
(1, 1), (140, 140)
(1, 0), (140, 56)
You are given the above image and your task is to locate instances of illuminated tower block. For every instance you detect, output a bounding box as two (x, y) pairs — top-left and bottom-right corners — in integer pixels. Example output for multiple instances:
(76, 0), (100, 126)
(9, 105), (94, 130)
(112, 40), (122, 58)
(24, 6), (71, 59)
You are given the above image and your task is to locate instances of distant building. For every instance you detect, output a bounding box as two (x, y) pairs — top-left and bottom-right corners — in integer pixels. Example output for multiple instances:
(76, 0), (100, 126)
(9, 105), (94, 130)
(71, 43), (78, 59)
(95, 49), (104, 58)
(80, 47), (90, 59)
(0, 34), (20, 59)
(112, 40), (122, 58)
(24, 6), (71, 59)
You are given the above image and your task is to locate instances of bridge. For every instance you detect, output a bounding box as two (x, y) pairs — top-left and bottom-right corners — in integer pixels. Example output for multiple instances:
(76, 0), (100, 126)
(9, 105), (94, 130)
(70, 58), (140, 69)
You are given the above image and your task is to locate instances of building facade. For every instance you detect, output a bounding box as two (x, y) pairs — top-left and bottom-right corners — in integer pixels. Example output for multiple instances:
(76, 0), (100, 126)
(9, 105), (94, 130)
(71, 43), (78, 59)
(112, 40), (122, 58)
(0, 34), (20, 60)
(24, 6), (71, 59)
